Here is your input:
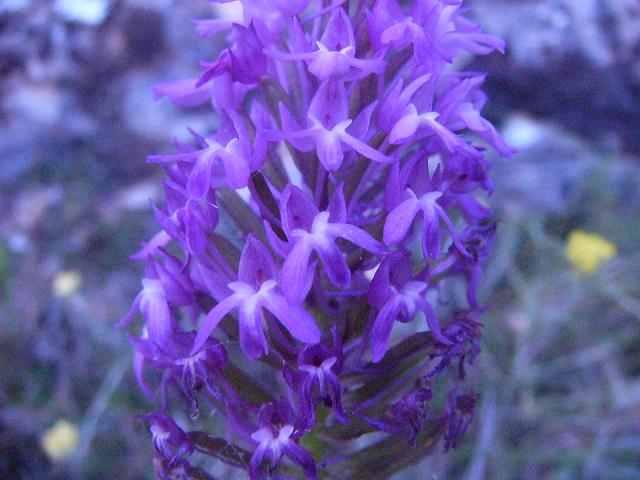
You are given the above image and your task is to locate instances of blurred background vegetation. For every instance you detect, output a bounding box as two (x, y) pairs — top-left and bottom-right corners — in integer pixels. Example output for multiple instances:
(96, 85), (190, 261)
(0, 1), (638, 479)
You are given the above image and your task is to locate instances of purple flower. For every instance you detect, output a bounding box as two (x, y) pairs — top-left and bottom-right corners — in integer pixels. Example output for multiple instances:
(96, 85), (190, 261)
(383, 159), (470, 260)
(267, 9), (383, 81)
(285, 327), (348, 425)
(144, 413), (193, 463)
(276, 81), (390, 171)
(368, 250), (452, 362)
(279, 184), (386, 303)
(122, 1), (512, 476)
(197, 23), (267, 86)
(119, 277), (174, 346)
(442, 390), (479, 451)
(249, 398), (317, 480)
(191, 235), (320, 358)
(131, 330), (227, 404)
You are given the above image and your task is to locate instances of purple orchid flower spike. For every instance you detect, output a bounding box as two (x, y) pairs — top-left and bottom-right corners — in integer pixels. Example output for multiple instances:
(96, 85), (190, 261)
(368, 250), (452, 362)
(124, 1), (510, 475)
(280, 184), (386, 303)
(191, 235), (320, 359)
(249, 397), (317, 480)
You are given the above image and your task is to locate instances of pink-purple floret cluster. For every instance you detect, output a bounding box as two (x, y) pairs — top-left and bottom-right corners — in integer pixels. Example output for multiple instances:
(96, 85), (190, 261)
(120, 1), (513, 478)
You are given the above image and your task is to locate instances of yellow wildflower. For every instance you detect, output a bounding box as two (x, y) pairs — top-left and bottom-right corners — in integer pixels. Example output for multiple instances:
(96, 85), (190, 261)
(40, 420), (79, 461)
(566, 230), (617, 274)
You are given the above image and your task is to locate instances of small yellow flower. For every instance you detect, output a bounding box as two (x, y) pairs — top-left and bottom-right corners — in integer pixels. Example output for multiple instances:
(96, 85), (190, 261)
(566, 230), (617, 274)
(52, 270), (82, 298)
(40, 420), (79, 461)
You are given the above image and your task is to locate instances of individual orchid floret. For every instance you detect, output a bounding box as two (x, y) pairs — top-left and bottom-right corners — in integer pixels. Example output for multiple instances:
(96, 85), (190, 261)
(285, 327), (348, 425)
(197, 23), (267, 86)
(119, 276), (175, 347)
(149, 129), (254, 195)
(250, 397), (317, 480)
(366, 0), (440, 67)
(266, 8), (383, 81)
(131, 330), (228, 404)
(383, 160), (469, 260)
(191, 235), (321, 359)
(442, 390), (478, 451)
(277, 81), (390, 170)
(412, 0), (504, 69)
(279, 184), (385, 303)
(151, 178), (219, 257)
(434, 74), (517, 157)
(368, 250), (452, 362)
(144, 413), (194, 464)
(152, 74), (250, 112)
(388, 102), (464, 151)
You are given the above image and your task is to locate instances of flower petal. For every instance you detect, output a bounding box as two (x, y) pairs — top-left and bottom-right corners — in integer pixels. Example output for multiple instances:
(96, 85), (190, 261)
(281, 239), (314, 303)
(187, 149), (216, 199)
(383, 194), (419, 245)
(371, 298), (401, 362)
(191, 294), (240, 355)
(419, 298), (453, 345)
(238, 302), (269, 359)
(316, 240), (350, 288)
(263, 294), (321, 345)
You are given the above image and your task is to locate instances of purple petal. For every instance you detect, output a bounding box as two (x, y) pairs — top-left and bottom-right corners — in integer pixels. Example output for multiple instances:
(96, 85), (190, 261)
(238, 302), (269, 359)
(419, 298), (453, 345)
(316, 240), (350, 289)
(279, 185), (318, 236)
(218, 140), (251, 189)
(263, 294), (321, 345)
(249, 444), (267, 480)
(422, 115), (464, 153)
(187, 149), (216, 199)
(383, 194), (419, 244)
(320, 8), (354, 51)
(316, 130), (344, 171)
(284, 441), (318, 480)
(152, 79), (212, 108)
(238, 235), (278, 287)
(371, 298), (401, 362)
(422, 208), (441, 260)
(118, 293), (142, 328)
(281, 239), (314, 303)
(339, 131), (390, 163)
(328, 183), (347, 224)
(329, 222), (385, 255)
(389, 104), (420, 144)
(131, 231), (172, 261)
(191, 294), (240, 355)
(309, 80), (349, 128)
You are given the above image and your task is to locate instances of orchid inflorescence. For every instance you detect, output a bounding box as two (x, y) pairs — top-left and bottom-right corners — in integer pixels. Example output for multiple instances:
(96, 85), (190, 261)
(121, 1), (513, 478)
